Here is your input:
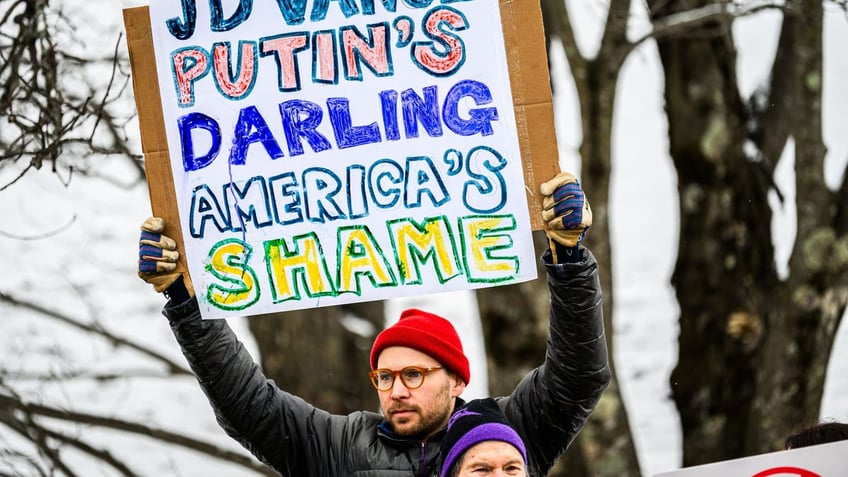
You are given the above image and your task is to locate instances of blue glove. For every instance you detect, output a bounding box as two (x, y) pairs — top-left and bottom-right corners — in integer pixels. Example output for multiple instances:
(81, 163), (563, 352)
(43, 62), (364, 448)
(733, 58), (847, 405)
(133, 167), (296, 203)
(138, 217), (192, 295)
(540, 172), (592, 261)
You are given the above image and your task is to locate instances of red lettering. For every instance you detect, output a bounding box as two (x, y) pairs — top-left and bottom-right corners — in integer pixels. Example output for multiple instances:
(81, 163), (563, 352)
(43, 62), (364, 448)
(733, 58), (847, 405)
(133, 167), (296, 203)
(313, 31), (337, 83)
(752, 466), (820, 477)
(412, 7), (467, 76)
(172, 47), (210, 106)
(261, 34), (309, 91)
(212, 41), (257, 99)
(342, 24), (390, 79)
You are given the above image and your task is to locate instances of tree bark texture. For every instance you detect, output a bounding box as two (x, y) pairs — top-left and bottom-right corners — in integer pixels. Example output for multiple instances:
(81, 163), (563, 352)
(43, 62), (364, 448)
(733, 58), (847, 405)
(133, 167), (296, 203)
(649, 0), (847, 464)
(476, 231), (551, 395)
(247, 301), (385, 414)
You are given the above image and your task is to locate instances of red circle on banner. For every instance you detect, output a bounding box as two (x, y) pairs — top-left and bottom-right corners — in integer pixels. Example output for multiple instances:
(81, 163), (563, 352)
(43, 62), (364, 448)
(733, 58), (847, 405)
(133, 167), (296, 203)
(752, 466), (820, 477)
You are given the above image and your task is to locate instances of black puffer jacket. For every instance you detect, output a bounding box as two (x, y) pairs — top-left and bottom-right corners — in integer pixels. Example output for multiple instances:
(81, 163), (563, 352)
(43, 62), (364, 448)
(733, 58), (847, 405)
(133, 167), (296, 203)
(163, 248), (610, 477)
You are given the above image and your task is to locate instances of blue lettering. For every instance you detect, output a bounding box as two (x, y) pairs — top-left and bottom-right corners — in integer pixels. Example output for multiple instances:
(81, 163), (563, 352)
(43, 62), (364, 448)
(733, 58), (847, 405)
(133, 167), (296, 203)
(405, 156), (449, 208)
(310, 0), (361, 21)
(275, 0), (308, 24)
(303, 168), (347, 222)
(347, 165), (369, 219)
(380, 90), (400, 140)
(369, 159), (403, 209)
(402, 85), (442, 138)
(443, 80), (498, 136)
(231, 106), (285, 165)
(269, 172), (304, 225)
(190, 183), (230, 238)
(178, 112), (222, 172)
(279, 99), (332, 156)
(166, 0), (197, 40)
(463, 146), (507, 213)
(210, 0), (252, 32)
(326, 97), (382, 149)
(224, 177), (274, 232)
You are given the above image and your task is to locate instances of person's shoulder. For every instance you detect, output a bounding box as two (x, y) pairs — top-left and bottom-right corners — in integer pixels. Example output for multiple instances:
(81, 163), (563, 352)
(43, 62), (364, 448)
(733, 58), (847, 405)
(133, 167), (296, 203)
(344, 409), (384, 433)
(347, 409), (382, 422)
(339, 410), (390, 451)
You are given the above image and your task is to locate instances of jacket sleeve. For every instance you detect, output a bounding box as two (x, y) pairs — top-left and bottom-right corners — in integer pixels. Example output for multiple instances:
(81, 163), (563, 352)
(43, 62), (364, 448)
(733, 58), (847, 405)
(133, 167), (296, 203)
(162, 297), (346, 476)
(499, 247), (611, 476)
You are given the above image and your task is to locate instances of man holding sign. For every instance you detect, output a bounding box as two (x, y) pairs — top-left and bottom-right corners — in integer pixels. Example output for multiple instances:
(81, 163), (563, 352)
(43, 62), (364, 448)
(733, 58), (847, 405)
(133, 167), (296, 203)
(137, 171), (609, 477)
(136, 0), (556, 319)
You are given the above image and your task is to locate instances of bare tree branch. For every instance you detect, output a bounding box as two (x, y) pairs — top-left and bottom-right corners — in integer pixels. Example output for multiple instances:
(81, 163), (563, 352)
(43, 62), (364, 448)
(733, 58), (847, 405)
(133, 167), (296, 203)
(30, 424), (139, 477)
(0, 392), (277, 476)
(0, 410), (138, 477)
(542, 0), (589, 91)
(828, 0), (848, 12)
(745, 6), (799, 205)
(0, 408), (79, 477)
(0, 448), (49, 477)
(0, 290), (191, 376)
(0, 215), (76, 240)
(630, 1), (789, 54)
(1, 368), (182, 382)
(0, 0), (142, 187)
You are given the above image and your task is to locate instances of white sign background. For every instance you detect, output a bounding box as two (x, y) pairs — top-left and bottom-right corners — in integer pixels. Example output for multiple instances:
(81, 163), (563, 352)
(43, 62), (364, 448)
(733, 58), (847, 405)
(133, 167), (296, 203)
(147, 0), (537, 318)
(655, 440), (848, 476)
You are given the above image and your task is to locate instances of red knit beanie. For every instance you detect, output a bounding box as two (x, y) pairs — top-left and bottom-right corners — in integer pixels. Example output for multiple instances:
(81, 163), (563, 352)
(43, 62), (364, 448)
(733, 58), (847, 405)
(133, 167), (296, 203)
(370, 308), (470, 384)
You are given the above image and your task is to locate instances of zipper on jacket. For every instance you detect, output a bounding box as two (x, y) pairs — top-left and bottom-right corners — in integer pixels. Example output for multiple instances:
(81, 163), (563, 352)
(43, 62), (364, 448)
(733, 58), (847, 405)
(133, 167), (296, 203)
(418, 441), (427, 477)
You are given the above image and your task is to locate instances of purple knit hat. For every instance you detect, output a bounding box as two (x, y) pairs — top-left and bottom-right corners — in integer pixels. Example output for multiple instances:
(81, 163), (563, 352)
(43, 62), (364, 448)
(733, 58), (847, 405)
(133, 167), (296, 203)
(439, 398), (527, 477)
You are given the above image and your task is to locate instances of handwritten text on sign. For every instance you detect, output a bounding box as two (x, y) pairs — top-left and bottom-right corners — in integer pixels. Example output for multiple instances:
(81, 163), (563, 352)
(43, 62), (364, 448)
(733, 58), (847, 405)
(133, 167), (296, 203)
(148, 0), (537, 318)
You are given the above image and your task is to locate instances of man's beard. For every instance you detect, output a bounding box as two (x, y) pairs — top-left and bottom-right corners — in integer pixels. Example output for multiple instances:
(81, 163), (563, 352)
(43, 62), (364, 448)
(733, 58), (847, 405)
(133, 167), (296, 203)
(386, 386), (453, 438)
(390, 403), (452, 438)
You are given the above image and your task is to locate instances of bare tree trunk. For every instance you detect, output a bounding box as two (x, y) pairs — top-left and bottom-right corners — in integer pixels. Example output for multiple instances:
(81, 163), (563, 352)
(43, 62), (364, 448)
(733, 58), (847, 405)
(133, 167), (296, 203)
(562, 56), (640, 477)
(751, 0), (845, 451)
(247, 301), (384, 414)
(476, 231), (551, 394)
(650, 0), (847, 464)
(476, 2), (643, 475)
(651, 2), (770, 462)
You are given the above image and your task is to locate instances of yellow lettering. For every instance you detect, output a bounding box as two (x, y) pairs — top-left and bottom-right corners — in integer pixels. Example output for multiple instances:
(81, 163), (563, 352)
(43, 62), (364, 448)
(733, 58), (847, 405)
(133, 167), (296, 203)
(337, 226), (396, 293)
(264, 233), (336, 302)
(206, 239), (260, 310)
(459, 215), (518, 283)
(388, 216), (461, 285)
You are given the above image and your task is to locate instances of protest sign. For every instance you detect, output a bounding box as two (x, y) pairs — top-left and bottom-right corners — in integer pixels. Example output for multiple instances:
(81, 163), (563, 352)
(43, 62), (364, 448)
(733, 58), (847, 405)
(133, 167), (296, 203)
(124, 0), (559, 319)
(655, 440), (848, 477)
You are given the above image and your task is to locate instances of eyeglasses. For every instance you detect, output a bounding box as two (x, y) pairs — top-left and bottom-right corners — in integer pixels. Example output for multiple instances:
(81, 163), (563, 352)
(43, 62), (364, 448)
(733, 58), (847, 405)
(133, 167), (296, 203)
(368, 366), (443, 391)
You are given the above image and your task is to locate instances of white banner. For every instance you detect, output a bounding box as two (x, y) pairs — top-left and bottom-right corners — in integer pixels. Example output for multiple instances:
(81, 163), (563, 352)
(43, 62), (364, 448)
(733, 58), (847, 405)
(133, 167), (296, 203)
(655, 440), (848, 477)
(146, 0), (537, 319)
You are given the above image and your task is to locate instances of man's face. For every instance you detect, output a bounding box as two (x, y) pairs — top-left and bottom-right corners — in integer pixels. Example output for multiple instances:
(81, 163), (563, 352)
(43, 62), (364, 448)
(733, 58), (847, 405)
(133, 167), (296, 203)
(454, 441), (526, 477)
(375, 346), (466, 439)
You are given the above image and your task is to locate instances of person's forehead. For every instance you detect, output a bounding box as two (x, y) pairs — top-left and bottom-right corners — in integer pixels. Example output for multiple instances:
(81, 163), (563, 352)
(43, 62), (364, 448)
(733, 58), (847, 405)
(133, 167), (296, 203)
(462, 441), (524, 463)
(376, 346), (440, 368)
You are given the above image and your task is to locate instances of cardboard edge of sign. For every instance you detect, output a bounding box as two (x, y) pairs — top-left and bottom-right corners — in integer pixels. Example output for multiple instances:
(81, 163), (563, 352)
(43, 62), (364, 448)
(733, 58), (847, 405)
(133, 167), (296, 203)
(122, 2), (561, 278)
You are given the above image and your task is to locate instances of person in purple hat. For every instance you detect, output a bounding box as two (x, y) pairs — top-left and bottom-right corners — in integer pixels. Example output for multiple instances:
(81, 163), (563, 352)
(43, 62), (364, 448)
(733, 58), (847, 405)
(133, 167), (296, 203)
(439, 398), (528, 477)
(137, 171), (609, 477)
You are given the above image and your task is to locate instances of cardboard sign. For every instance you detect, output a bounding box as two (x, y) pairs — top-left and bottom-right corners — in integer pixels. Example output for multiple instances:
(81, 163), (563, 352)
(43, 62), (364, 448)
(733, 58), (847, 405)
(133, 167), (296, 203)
(655, 440), (848, 477)
(124, 0), (559, 319)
